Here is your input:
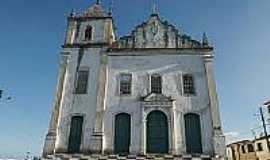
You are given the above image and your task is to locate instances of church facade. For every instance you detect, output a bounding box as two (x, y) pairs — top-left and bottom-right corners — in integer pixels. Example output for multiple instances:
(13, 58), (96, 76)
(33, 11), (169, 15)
(43, 1), (225, 159)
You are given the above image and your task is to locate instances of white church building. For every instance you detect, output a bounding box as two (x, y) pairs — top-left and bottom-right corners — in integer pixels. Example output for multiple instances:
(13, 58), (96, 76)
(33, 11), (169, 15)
(43, 1), (225, 159)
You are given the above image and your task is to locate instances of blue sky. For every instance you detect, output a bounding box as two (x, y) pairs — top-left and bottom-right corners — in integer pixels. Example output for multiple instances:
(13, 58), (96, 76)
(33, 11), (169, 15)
(0, 0), (270, 158)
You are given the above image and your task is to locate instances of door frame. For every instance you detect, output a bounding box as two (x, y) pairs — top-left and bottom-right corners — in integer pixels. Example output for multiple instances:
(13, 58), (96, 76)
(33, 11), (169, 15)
(67, 114), (86, 153)
(113, 112), (132, 154)
(184, 113), (203, 154)
(146, 110), (169, 153)
(140, 107), (173, 154)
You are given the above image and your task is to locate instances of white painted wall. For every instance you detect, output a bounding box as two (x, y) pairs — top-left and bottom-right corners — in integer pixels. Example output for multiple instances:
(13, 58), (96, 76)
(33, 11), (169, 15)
(55, 48), (103, 153)
(103, 52), (214, 155)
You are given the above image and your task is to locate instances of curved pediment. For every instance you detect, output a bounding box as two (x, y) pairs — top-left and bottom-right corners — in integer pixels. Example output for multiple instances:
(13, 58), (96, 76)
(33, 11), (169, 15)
(112, 14), (208, 49)
(141, 93), (174, 102)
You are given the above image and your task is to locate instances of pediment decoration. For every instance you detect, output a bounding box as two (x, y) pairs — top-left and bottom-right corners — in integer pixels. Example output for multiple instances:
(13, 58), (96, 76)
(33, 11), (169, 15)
(141, 93), (174, 102)
(111, 14), (208, 49)
(83, 4), (109, 17)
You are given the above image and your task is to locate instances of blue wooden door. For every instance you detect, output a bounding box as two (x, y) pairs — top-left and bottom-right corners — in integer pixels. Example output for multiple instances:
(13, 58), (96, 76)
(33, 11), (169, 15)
(147, 111), (168, 153)
(114, 113), (131, 154)
(68, 116), (83, 153)
(184, 113), (202, 154)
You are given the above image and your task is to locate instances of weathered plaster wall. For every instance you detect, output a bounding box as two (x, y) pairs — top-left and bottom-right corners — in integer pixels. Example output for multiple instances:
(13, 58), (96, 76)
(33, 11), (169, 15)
(104, 52), (214, 155)
(55, 48), (103, 153)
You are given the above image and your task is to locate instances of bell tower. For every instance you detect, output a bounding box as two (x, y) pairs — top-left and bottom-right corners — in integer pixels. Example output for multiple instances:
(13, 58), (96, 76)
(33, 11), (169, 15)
(64, 1), (115, 47)
(43, 1), (115, 156)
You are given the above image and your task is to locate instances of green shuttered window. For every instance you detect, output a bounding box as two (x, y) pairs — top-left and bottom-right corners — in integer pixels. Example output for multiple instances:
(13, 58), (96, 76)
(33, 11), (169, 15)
(75, 70), (89, 94)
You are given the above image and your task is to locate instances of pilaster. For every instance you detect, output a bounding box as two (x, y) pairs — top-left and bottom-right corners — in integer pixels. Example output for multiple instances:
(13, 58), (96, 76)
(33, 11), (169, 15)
(170, 104), (177, 155)
(43, 52), (69, 157)
(91, 53), (108, 153)
(204, 55), (225, 157)
(140, 114), (147, 155)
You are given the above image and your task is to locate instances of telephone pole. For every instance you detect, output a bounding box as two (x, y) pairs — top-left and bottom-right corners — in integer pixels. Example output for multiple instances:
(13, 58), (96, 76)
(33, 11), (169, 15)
(259, 106), (270, 151)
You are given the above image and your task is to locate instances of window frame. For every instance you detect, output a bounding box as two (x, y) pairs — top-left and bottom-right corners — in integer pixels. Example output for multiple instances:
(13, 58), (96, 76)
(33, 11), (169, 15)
(182, 74), (196, 96)
(119, 73), (132, 96)
(150, 74), (162, 94)
(257, 143), (264, 151)
(247, 144), (254, 152)
(75, 70), (89, 94)
(241, 145), (246, 154)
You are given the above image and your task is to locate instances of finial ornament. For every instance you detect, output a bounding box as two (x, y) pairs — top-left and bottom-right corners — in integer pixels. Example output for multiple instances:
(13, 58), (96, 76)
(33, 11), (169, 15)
(202, 32), (209, 46)
(151, 0), (158, 15)
(108, 0), (114, 16)
(69, 9), (75, 17)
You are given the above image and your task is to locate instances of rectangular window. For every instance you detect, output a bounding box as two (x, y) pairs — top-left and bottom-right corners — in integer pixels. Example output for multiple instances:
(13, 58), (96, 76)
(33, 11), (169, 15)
(120, 73), (132, 95)
(247, 144), (254, 152)
(183, 74), (195, 96)
(257, 143), (263, 151)
(241, 145), (246, 153)
(151, 74), (162, 94)
(75, 70), (89, 94)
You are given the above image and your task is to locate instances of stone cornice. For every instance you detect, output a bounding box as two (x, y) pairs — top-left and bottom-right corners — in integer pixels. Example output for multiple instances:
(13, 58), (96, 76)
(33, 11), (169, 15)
(107, 47), (214, 57)
(108, 47), (213, 52)
(62, 43), (110, 48)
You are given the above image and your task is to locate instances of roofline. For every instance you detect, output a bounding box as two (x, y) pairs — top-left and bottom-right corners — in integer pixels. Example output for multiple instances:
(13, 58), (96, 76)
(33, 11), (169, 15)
(227, 140), (253, 147)
(68, 16), (113, 21)
(108, 47), (214, 52)
(264, 100), (270, 106)
(255, 135), (270, 141)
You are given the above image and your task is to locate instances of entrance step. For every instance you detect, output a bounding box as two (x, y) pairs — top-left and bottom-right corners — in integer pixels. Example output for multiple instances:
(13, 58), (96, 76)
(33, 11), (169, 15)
(43, 154), (217, 160)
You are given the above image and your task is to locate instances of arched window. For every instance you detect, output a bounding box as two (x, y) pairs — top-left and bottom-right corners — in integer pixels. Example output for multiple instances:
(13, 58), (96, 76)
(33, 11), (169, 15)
(85, 26), (92, 41)
(151, 74), (162, 94)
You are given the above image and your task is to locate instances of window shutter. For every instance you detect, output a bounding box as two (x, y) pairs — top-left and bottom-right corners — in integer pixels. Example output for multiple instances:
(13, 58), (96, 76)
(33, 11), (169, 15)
(183, 74), (195, 96)
(151, 74), (162, 94)
(119, 73), (132, 95)
(75, 70), (89, 94)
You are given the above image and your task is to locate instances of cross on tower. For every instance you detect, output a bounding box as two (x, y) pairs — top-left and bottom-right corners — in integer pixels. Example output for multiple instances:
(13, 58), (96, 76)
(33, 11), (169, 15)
(96, 0), (100, 5)
(151, 0), (158, 15)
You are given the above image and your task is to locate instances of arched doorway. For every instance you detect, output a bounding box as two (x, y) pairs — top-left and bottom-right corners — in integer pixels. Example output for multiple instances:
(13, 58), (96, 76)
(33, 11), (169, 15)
(147, 110), (169, 153)
(114, 113), (131, 154)
(184, 113), (202, 154)
(68, 116), (83, 153)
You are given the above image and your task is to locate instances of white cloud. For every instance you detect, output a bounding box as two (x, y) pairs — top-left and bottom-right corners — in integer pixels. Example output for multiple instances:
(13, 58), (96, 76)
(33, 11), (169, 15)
(224, 131), (241, 144)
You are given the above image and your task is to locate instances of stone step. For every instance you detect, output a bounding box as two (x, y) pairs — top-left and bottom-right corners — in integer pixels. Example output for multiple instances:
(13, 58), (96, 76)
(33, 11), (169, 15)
(43, 154), (215, 160)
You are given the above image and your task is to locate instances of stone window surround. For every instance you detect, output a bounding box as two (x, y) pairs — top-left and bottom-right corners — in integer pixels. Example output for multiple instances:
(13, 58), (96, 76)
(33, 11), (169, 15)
(75, 68), (90, 94)
(116, 73), (199, 97)
(182, 73), (196, 97)
(119, 73), (132, 96)
(150, 74), (163, 94)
